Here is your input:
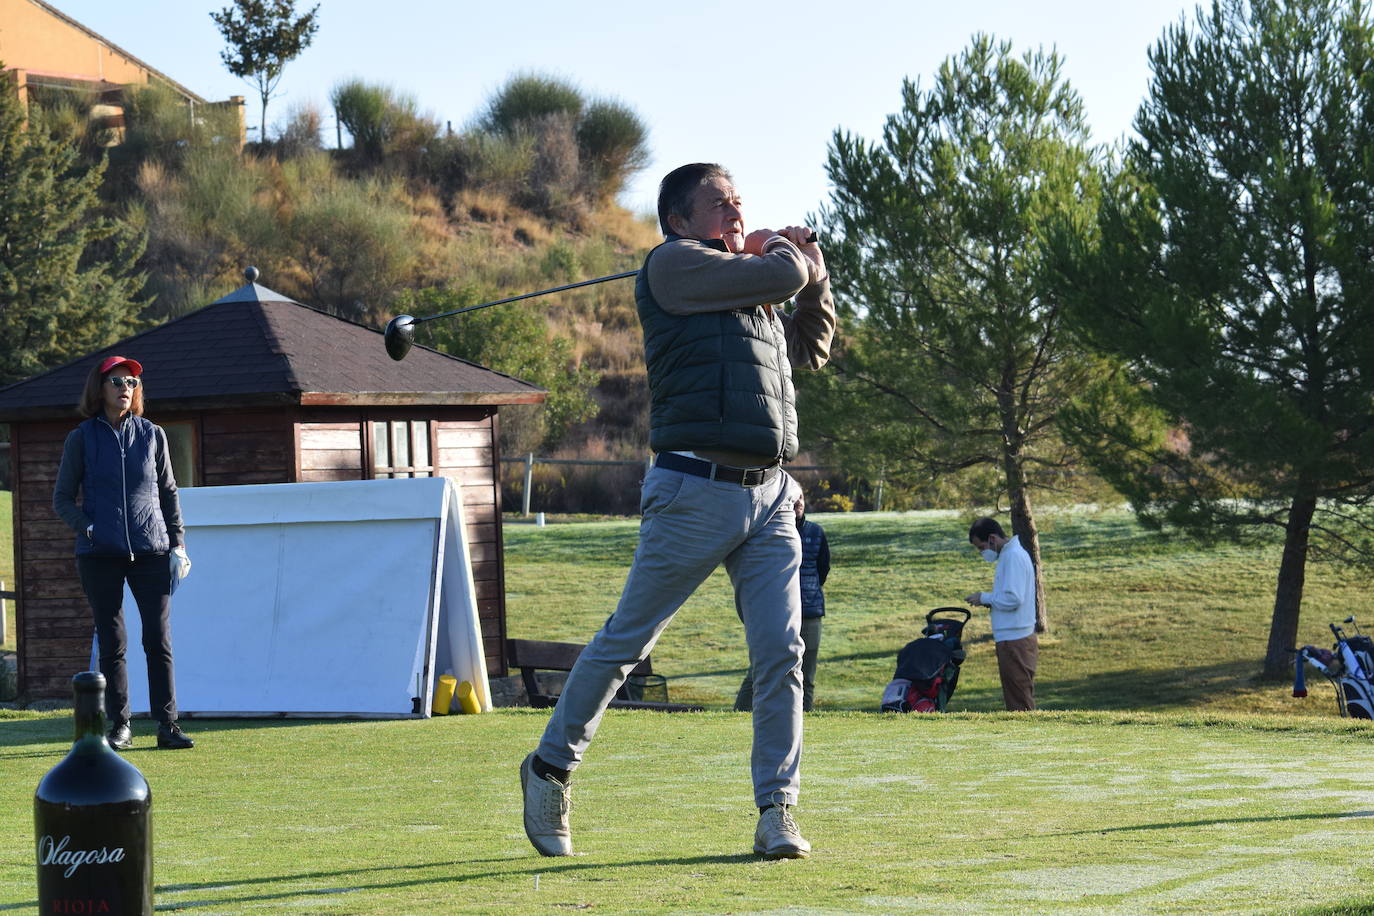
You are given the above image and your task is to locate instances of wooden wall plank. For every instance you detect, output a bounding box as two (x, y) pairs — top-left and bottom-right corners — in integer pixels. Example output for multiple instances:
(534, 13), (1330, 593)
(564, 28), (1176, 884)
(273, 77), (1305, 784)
(300, 428), (364, 450)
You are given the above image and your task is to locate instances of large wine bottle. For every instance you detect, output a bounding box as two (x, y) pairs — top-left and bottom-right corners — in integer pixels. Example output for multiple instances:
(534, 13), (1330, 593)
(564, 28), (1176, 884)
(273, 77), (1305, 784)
(34, 671), (153, 915)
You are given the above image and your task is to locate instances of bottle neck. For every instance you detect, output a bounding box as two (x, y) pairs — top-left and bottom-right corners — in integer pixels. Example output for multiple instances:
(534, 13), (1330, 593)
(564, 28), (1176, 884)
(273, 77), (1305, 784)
(71, 672), (108, 746)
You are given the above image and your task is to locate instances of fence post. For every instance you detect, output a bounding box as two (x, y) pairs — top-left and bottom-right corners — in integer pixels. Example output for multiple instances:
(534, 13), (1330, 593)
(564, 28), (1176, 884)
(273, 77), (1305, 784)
(1, 578), (6, 646)
(522, 453), (534, 517)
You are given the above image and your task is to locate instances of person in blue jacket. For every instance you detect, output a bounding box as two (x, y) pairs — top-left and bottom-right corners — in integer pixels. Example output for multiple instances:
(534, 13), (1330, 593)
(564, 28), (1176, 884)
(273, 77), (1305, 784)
(52, 356), (194, 751)
(735, 493), (831, 712)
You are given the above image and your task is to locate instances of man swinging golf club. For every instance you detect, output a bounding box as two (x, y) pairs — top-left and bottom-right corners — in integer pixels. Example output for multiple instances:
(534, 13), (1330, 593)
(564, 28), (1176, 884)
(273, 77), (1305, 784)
(521, 162), (836, 859)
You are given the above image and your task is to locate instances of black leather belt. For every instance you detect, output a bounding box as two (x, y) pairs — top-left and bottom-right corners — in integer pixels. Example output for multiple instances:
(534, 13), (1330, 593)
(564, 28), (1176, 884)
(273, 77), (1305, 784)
(654, 452), (781, 487)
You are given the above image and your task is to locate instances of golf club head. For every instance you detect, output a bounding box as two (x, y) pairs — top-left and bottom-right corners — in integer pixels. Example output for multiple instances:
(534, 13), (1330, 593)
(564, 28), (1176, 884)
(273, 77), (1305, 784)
(384, 314), (416, 361)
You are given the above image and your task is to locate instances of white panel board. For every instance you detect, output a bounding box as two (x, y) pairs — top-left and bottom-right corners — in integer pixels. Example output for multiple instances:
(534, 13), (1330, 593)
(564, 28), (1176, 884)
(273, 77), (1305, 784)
(105, 477), (488, 718)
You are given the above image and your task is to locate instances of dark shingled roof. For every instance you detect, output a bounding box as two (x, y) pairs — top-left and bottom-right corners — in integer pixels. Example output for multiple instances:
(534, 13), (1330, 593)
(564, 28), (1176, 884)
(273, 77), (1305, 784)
(0, 276), (547, 421)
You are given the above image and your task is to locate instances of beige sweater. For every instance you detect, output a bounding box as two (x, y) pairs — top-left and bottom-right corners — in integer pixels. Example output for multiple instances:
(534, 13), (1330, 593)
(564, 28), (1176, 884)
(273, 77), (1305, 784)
(645, 235), (836, 371)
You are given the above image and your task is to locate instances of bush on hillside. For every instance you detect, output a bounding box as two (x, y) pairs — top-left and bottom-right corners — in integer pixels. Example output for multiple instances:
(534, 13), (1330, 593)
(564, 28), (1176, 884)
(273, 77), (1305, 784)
(331, 80), (438, 169)
(577, 99), (650, 203)
(133, 149), (279, 318)
(287, 177), (419, 318)
(519, 112), (583, 221)
(105, 83), (242, 199)
(466, 72), (650, 217)
(478, 72), (584, 137)
(133, 147), (447, 320)
(276, 103), (324, 158)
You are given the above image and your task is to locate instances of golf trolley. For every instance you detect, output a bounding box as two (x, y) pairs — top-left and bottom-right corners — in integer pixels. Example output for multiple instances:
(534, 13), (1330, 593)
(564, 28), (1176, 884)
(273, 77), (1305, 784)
(881, 607), (970, 713)
(1292, 616), (1374, 719)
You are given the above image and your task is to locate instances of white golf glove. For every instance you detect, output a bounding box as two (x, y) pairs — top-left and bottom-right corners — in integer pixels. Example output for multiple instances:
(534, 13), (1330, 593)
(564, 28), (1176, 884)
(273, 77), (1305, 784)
(170, 546), (191, 593)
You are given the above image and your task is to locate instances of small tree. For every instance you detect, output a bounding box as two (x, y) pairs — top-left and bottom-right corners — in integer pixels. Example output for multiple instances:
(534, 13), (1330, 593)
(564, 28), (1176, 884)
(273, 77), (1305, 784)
(1050, 0), (1374, 677)
(210, 0), (320, 142)
(805, 36), (1107, 630)
(0, 67), (145, 384)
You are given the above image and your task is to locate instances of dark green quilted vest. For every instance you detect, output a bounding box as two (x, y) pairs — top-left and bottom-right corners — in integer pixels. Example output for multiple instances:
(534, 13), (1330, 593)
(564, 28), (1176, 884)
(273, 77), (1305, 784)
(636, 240), (798, 461)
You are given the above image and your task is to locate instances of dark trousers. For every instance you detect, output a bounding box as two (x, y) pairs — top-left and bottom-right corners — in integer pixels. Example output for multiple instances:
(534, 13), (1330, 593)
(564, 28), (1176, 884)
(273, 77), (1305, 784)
(76, 554), (178, 726)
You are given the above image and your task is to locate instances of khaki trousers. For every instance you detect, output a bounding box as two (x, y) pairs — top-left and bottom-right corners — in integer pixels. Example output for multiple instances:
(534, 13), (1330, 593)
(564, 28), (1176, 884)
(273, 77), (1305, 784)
(994, 633), (1038, 711)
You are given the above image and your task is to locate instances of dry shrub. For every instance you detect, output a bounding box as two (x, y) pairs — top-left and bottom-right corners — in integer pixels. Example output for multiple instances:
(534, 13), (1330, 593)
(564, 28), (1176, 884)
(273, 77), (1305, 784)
(503, 437), (647, 515)
(453, 188), (514, 224)
(278, 104), (323, 158)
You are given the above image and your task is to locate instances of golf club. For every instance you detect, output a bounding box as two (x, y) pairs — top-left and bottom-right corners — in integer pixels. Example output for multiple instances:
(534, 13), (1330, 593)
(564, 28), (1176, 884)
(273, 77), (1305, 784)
(384, 270), (637, 361)
(382, 231), (819, 360)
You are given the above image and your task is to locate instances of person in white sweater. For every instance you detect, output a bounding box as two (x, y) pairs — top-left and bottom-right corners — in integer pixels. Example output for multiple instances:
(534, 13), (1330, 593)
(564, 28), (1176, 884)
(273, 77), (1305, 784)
(964, 517), (1038, 710)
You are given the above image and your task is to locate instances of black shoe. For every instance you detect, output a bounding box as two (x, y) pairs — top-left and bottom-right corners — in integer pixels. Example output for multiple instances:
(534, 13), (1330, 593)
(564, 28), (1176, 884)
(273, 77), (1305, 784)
(157, 722), (194, 750)
(107, 722), (133, 751)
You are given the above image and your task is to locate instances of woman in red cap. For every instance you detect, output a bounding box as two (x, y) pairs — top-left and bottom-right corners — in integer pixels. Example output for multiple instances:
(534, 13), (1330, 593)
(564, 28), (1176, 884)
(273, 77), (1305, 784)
(52, 356), (194, 750)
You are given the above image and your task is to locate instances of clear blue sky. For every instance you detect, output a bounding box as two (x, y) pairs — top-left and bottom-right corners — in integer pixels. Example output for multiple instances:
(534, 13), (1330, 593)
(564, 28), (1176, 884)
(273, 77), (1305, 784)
(45, 0), (1200, 229)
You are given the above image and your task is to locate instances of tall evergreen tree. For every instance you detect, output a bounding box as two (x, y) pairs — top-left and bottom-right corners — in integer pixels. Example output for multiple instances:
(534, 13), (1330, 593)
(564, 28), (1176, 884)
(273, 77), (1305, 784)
(1049, 0), (1374, 677)
(807, 36), (1107, 630)
(0, 70), (145, 385)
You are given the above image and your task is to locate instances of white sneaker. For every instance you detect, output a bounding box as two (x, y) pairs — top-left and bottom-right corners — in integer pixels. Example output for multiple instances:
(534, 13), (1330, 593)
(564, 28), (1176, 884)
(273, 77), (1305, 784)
(754, 804), (810, 859)
(521, 753), (572, 856)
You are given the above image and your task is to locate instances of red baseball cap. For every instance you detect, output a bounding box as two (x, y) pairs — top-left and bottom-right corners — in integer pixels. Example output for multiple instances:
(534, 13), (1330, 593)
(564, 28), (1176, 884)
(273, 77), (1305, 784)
(98, 356), (143, 376)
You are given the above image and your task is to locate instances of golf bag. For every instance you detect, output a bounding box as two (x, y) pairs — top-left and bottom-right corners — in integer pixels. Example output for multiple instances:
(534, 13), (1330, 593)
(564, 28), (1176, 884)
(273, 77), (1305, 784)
(881, 607), (970, 713)
(1293, 617), (1374, 719)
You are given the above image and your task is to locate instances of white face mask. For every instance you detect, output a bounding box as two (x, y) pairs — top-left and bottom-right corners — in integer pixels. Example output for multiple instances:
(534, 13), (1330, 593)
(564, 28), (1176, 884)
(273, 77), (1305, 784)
(981, 548), (998, 563)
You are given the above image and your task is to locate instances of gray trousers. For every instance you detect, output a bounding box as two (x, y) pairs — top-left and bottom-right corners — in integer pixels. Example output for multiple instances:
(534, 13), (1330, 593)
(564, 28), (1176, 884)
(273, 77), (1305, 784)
(537, 464), (805, 807)
(737, 615), (821, 712)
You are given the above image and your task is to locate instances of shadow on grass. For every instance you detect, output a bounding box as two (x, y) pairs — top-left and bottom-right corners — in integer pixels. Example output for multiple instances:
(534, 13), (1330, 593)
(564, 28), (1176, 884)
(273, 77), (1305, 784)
(0, 852), (765, 911)
(678, 649), (897, 681)
(1037, 659), (1271, 711)
(0, 716), (423, 757)
(1050, 809), (1373, 837)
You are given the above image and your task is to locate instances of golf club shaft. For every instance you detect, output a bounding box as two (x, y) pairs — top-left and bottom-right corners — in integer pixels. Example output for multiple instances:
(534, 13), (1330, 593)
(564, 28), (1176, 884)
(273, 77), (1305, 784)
(412, 270), (640, 325)
(410, 231), (819, 325)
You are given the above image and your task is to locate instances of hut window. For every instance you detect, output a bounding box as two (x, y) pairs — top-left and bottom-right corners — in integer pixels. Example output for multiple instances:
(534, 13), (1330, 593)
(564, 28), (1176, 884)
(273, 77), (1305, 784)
(162, 421), (198, 487)
(371, 420), (432, 478)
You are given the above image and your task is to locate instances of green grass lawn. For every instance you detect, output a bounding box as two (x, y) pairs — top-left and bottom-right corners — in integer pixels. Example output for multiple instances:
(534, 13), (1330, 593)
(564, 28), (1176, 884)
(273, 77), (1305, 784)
(501, 508), (1366, 718)
(0, 709), (1371, 914)
(3, 505), (1374, 913)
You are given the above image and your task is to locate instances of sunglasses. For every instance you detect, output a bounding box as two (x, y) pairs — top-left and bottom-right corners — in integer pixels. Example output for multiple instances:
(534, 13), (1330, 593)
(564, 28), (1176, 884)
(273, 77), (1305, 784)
(106, 377), (141, 389)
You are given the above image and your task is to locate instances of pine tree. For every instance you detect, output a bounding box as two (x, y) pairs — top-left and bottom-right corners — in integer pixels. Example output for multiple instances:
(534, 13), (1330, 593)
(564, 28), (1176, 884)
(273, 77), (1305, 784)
(808, 36), (1109, 631)
(0, 69), (145, 385)
(1049, 0), (1374, 677)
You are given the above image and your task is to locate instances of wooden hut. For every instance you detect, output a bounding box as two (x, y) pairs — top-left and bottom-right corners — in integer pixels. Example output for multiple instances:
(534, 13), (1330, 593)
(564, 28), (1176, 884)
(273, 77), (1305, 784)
(0, 271), (544, 700)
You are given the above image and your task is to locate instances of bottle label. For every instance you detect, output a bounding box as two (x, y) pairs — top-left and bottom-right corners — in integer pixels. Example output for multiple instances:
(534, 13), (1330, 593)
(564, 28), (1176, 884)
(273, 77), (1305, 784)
(38, 835), (127, 878)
